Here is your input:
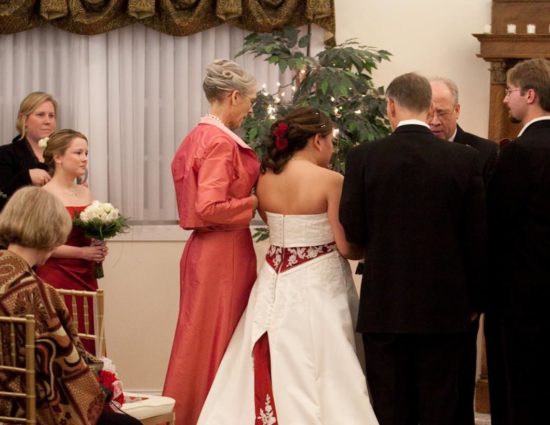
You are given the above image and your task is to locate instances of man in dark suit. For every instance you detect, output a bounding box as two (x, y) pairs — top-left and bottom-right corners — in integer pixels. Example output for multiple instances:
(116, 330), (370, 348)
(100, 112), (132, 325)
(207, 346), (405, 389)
(340, 72), (487, 425)
(429, 78), (497, 184)
(429, 77), (498, 425)
(486, 58), (550, 425)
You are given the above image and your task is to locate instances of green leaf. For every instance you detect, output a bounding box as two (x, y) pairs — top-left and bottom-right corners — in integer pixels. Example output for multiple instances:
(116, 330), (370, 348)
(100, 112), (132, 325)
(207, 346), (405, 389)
(234, 28), (392, 172)
(298, 34), (311, 49)
(320, 80), (329, 95)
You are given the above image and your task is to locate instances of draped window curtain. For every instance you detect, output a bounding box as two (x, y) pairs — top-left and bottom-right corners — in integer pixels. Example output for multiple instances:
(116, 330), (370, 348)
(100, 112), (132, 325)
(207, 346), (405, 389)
(0, 1), (334, 36)
(0, 24), (324, 223)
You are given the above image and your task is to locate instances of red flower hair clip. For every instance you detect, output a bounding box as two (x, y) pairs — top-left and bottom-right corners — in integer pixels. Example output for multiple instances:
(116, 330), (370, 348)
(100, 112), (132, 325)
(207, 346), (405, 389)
(273, 122), (289, 151)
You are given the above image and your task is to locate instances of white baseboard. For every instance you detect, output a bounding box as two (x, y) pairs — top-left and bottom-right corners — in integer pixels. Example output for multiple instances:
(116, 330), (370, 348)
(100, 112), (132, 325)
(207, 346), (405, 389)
(124, 388), (163, 396)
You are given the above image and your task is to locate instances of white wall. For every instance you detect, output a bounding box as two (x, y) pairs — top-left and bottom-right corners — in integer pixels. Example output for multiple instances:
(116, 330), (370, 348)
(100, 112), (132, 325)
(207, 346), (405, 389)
(102, 0), (493, 392)
(101, 237), (270, 391)
(336, 0), (492, 138)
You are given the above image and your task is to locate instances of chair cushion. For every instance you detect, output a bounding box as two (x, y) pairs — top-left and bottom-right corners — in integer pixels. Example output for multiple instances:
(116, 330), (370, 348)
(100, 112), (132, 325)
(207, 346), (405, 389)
(120, 392), (175, 420)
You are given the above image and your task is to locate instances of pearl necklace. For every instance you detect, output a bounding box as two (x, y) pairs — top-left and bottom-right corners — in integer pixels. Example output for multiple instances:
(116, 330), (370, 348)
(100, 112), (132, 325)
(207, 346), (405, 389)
(207, 114), (225, 126)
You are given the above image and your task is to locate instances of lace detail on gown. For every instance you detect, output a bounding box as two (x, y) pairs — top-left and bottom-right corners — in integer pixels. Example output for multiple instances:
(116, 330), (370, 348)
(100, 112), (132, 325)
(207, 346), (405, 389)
(257, 394), (277, 425)
(266, 243), (336, 272)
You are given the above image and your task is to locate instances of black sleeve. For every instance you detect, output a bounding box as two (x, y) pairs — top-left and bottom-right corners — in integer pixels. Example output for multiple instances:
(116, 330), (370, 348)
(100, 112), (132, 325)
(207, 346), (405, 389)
(0, 145), (32, 205)
(463, 153), (489, 313)
(483, 142), (498, 185)
(339, 147), (367, 246)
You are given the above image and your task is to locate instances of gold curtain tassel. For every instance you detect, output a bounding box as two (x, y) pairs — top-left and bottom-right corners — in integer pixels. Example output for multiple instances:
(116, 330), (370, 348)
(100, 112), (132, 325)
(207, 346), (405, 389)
(40, 0), (68, 20)
(128, 0), (156, 20)
(216, 0), (243, 21)
(306, 0), (332, 20)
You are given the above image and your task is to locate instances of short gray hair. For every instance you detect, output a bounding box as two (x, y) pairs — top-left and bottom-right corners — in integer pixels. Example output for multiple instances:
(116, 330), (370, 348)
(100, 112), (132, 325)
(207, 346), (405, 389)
(430, 77), (459, 105)
(203, 59), (256, 102)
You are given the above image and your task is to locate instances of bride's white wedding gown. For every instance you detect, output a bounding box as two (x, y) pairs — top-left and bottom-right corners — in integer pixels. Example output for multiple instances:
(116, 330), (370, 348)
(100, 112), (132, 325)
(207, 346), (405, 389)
(197, 212), (379, 425)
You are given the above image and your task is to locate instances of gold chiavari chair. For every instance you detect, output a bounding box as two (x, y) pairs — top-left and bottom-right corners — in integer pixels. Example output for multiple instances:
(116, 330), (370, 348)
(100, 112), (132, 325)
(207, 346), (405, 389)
(56, 289), (175, 424)
(56, 288), (106, 357)
(0, 314), (36, 424)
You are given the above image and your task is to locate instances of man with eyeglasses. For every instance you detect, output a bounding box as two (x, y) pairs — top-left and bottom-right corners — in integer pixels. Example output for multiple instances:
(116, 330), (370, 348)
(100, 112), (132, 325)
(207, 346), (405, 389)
(429, 78), (497, 184)
(486, 58), (550, 425)
(429, 77), (497, 425)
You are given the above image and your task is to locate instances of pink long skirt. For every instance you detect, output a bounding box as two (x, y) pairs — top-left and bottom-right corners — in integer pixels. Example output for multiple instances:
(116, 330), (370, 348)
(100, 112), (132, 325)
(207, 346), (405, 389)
(163, 227), (256, 425)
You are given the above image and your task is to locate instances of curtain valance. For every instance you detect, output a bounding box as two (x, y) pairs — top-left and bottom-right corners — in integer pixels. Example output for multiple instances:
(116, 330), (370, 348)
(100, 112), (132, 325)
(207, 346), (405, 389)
(0, 0), (334, 35)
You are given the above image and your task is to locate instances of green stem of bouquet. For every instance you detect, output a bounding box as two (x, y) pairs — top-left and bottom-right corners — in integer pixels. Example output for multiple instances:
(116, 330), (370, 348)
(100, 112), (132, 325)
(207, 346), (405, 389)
(96, 262), (104, 279)
(96, 235), (105, 279)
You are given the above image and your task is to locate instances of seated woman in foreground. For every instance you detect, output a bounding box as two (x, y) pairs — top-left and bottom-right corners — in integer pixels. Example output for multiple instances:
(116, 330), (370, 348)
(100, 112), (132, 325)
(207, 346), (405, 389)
(198, 107), (379, 425)
(0, 187), (139, 425)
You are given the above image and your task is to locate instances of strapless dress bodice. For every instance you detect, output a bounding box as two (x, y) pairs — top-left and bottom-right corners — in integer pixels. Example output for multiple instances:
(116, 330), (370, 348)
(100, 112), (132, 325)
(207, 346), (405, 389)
(266, 212), (334, 247)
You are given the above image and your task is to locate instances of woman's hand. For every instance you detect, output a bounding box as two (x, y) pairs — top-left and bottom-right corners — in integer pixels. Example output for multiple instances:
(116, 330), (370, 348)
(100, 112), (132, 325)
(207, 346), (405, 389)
(29, 168), (51, 186)
(81, 240), (108, 262)
(251, 194), (259, 210)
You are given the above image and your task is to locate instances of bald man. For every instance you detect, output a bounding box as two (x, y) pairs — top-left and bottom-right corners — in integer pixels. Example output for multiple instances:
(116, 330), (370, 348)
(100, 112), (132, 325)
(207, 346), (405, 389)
(429, 78), (496, 425)
(430, 78), (497, 184)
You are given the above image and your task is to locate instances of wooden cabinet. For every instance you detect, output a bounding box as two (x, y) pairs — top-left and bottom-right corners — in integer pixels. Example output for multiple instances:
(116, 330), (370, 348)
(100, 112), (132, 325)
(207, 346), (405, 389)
(474, 0), (550, 141)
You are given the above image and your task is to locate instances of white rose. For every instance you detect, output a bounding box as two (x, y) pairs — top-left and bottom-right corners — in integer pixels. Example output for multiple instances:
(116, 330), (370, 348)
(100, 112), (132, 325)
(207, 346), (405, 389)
(104, 210), (116, 222)
(38, 137), (49, 149)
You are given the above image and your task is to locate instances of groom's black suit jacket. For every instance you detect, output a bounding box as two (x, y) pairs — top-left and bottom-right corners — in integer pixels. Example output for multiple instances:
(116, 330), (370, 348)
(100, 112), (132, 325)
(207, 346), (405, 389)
(340, 124), (488, 334)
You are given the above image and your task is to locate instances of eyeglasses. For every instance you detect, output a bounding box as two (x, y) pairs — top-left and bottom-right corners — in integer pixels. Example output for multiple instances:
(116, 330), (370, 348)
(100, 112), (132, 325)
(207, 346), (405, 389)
(504, 88), (521, 96)
(433, 109), (452, 118)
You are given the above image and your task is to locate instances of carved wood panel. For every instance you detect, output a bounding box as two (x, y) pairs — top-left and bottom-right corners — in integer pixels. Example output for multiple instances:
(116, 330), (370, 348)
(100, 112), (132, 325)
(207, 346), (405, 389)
(475, 1), (550, 141)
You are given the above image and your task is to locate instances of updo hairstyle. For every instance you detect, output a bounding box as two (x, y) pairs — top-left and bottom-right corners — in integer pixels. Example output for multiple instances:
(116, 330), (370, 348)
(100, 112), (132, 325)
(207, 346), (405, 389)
(203, 59), (257, 102)
(43, 129), (88, 175)
(16, 91), (58, 138)
(261, 107), (333, 174)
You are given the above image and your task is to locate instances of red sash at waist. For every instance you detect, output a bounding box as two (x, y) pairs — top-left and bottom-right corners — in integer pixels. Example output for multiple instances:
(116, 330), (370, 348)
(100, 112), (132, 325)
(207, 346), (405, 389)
(266, 242), (337, 273)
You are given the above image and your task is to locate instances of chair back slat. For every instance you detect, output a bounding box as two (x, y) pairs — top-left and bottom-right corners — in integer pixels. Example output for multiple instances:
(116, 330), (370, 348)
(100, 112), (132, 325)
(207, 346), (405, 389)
(56, 289), (106, 357)
(0, 314), (36, 424)
(83, 296), (90, 335)
(10, 321), (16, 365)
(70, 295), (79, 330)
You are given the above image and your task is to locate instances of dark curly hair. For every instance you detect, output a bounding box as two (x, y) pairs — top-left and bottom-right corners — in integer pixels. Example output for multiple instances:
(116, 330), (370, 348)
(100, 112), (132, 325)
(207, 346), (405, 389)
(261, 107), (333, 174)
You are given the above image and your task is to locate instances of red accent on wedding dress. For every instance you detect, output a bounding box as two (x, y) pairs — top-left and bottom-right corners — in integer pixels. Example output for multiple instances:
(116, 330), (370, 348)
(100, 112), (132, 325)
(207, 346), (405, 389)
(254, 333), (278, 425)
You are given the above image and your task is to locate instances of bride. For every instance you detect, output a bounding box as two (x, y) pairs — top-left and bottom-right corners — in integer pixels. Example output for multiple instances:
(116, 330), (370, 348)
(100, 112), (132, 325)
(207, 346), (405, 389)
(198, 107), (379, 425)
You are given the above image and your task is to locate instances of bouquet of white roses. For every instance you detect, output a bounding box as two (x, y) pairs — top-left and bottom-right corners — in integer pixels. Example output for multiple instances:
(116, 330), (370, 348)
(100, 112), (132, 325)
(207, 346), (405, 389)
(73, 201), (129, 278)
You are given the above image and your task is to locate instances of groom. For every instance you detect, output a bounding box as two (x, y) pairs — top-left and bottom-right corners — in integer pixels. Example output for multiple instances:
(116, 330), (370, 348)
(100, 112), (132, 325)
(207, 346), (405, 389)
(340, 72), (487, 425)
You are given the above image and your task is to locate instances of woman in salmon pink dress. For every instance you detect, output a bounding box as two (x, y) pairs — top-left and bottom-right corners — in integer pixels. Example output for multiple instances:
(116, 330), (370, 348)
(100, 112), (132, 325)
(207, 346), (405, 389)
(163, 59), (260, 425)
(36, 129), (108, 354)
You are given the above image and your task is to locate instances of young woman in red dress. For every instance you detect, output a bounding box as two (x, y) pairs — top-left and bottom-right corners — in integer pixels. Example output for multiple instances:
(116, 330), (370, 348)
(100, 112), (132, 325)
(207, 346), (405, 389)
(36, 129), (108, 354)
